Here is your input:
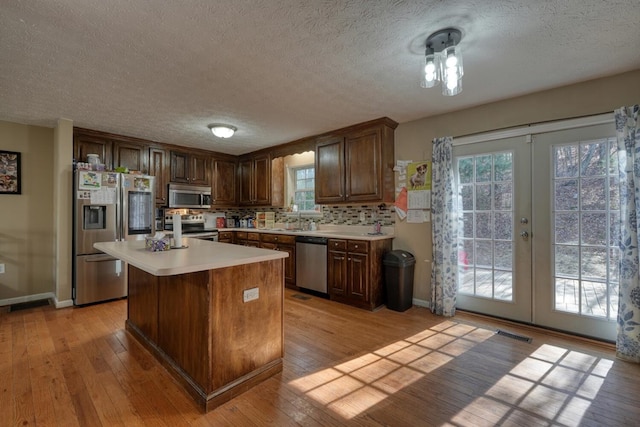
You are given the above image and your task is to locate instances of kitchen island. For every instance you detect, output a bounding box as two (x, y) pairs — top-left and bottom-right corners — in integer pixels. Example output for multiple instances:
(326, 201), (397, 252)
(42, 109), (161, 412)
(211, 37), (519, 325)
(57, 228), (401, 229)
(94, 238), (288, 412)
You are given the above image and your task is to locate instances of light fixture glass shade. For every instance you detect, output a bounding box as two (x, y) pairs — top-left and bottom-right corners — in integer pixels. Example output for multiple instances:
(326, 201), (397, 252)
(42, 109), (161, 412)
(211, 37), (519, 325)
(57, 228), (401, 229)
(208, 124), (237, 138)
(440, 45), (463, 96)
(420, 52), (440, 88)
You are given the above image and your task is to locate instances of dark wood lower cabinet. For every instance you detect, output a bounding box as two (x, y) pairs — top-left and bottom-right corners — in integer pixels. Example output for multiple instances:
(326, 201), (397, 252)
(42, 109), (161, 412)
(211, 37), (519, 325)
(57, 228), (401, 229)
(260, 233), (296, 288)
(328, 238), (391, 310)
(126, 261), (284, 412)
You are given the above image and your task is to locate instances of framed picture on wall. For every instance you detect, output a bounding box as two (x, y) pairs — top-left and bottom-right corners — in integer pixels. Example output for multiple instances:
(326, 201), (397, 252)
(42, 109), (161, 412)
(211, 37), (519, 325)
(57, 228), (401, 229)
(0, 150), (21, 194)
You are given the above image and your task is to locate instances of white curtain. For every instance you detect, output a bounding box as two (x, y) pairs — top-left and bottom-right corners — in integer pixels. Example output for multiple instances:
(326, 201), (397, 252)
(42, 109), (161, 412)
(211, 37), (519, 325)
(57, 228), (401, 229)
(430, 136), (458, 316)
(615, 105), (640, 363)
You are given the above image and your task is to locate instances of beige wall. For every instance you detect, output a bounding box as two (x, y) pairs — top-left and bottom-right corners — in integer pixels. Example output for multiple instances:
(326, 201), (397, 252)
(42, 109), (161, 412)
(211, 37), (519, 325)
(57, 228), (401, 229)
(0, 121), (55, 300)
(394, 69), (640, 303)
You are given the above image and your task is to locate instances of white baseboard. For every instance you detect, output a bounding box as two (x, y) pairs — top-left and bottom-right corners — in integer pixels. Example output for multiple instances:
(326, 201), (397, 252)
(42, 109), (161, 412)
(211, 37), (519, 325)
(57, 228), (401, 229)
(0, 292), (73, 309)
(54, 298), (74, 308)
(0, 292), (55, 308)
(412, 297), (430, 308)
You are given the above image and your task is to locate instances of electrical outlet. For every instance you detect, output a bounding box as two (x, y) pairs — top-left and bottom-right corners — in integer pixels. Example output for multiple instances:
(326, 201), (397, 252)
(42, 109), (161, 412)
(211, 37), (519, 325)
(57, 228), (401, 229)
(359, 212), (366, 222)
(0, 264), (4, 274)
(243, 287), (259, 303)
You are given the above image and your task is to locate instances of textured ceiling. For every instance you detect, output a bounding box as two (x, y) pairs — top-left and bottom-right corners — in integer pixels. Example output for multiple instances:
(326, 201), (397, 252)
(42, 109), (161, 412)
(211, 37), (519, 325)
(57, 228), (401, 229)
(1, 0), (639, 155)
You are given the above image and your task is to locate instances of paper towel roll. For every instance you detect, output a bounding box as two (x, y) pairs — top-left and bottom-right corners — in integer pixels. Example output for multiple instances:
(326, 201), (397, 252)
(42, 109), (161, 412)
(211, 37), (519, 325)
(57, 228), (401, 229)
(173, 214), (183, 248)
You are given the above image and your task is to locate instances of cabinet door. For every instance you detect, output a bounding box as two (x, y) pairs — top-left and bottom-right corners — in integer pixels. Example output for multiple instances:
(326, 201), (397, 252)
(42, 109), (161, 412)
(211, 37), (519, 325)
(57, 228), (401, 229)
(212, 158), (237, 205)
(74, 135), (112, 169)
(253, 155), (271, 205)
(149, 148), (169, 205)
(315, 136), (345, 203)
(278, 244), (296, 285)
(238, 159), (254, 205)
(189, 153), (210, 185)
(345, 127), (382, 201)
(170, 151), (190, 183)
(113, 141), (148, 173)
(348, 252), (369, 303)
(328, 250), (348, 297)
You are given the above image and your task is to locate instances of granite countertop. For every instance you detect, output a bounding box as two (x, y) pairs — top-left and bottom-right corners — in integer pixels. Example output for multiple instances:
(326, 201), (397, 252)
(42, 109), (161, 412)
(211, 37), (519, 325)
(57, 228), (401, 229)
(94, 239), (287, 277)
(217, 225), (395, 241)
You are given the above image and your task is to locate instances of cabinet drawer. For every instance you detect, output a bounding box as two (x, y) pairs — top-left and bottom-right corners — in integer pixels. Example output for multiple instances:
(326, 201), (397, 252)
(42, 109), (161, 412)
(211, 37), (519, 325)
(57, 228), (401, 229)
(347, 240), (369, 254)
(236, 231), (247, 240)
(328, 239), (347, 251)
(219, 231), (233, 240)
(247, 232), (260, 241)
(261, 233), (296, 245)
(260, 242), (277, 250)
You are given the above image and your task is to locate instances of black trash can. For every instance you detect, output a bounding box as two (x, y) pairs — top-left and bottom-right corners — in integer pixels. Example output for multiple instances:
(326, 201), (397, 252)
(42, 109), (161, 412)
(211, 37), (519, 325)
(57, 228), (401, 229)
(383, 250), (416, 312)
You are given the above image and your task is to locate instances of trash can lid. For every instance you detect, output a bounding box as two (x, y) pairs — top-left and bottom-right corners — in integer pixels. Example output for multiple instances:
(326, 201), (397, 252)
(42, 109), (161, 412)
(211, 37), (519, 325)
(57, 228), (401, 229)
(383, 250), (416, 266)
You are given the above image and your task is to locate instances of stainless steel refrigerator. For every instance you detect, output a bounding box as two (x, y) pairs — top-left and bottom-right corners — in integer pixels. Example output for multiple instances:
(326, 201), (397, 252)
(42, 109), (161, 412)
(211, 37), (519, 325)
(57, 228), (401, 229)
(73, 171), (155, 305)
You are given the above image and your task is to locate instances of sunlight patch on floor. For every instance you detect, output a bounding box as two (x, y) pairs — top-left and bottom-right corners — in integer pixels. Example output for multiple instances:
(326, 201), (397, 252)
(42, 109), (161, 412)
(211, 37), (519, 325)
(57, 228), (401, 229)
(288, 319), (492, 420)
(288, 323), (616, 425)
(471, 344), (613, 426)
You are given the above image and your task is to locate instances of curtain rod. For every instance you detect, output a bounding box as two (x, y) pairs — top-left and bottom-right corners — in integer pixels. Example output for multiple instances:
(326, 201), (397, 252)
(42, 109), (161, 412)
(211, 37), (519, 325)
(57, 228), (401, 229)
(433, 111), (615, 145)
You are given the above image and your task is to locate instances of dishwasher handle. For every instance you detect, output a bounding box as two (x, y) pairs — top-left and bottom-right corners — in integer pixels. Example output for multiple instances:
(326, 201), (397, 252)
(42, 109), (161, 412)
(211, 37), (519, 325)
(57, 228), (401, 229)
(295, 236), (328, 245)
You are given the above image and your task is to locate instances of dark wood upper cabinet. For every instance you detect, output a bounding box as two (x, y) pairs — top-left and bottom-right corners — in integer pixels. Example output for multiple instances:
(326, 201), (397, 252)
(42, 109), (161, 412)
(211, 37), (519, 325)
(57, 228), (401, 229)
(315, 118), (397, 204)
(344, 127), (382, 202)
(149, 147), (169, 205)
(211, 157), (237, 206)
(73, 134), (113, 168)
(315, 136), (345, 204)
(238, 154), (271, 206)
(74, 117), (396, 209)
(113, 141), (148, 173)
(170, 151), (210, 186)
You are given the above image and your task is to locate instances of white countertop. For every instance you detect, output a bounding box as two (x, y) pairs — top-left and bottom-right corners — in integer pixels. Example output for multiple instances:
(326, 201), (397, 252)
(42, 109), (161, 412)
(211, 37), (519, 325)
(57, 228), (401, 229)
(94, 238), (288, 277)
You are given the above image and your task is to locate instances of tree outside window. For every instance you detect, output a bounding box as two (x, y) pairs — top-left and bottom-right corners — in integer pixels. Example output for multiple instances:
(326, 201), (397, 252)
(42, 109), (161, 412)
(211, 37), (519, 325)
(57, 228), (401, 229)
(294, 167), (315, 211)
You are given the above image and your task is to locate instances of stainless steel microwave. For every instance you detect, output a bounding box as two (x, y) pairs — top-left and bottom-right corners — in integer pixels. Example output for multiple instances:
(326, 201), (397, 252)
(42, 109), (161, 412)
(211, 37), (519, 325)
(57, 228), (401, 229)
(168, 183), (212, 208)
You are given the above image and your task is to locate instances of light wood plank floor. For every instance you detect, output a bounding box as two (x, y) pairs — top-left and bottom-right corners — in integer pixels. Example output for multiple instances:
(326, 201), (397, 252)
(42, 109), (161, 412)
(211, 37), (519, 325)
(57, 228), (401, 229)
(2, 289), (639, 426)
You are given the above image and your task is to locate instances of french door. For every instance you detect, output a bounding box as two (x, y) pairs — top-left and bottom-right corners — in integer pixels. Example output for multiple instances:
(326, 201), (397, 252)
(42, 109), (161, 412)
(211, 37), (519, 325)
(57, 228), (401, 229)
(454, 136), (532, 323)
(453, 122), (618, 341)
(532, 124), (618, 340)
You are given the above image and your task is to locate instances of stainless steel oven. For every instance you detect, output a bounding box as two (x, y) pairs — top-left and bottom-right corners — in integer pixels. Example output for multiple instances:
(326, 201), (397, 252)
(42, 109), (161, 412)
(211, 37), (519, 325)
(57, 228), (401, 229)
(184, 231), (219, 242)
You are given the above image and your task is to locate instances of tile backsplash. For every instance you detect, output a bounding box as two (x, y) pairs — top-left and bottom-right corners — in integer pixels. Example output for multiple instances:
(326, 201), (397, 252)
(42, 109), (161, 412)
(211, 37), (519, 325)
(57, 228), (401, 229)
(206, 204), (395, 227)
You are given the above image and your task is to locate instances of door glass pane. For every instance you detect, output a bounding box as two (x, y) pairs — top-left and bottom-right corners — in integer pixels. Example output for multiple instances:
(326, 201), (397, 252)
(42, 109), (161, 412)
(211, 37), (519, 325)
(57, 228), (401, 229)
(552, 138), (619, 319)
(457, 151), (514, 301)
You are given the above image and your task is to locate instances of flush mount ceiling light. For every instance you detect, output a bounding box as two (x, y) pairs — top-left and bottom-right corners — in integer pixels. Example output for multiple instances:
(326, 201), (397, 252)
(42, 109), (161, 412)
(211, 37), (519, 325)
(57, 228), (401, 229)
(208, 124), (237, 138)
(420, 28), (464, 96)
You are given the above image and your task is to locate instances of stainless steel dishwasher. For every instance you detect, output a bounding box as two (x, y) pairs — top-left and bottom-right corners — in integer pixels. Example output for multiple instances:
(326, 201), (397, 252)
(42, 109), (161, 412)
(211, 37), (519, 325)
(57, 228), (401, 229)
(295, 235), (328, 294)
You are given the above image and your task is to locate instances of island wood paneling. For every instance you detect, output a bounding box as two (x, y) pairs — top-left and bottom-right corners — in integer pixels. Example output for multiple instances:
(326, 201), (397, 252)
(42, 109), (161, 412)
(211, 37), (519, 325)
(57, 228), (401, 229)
(209, 259), (283, 390)
(125, 259), (284, 412)
(158, 270), (211, 390)
(127, 264), (159, 343)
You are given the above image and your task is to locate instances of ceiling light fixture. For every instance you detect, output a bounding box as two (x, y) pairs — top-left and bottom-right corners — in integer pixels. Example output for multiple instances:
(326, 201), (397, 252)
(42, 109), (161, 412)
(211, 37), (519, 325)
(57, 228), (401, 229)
(208, 124), (237, 138)
(420, 28), (463, 96)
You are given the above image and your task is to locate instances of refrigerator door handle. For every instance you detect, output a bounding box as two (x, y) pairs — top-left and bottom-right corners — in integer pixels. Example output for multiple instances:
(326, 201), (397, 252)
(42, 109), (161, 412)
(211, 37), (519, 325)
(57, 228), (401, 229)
(84, 254), (120, 263)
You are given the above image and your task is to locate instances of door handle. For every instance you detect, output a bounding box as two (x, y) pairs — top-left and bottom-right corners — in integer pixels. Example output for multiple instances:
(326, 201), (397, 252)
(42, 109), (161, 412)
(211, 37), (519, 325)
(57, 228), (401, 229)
(520, 231), (529, 240)
(85, 254), (120, 262)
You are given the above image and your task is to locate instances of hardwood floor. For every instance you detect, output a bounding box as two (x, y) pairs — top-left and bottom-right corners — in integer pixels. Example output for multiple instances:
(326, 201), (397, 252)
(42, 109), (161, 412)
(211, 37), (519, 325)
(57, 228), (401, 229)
(2, 289), (639, 426)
